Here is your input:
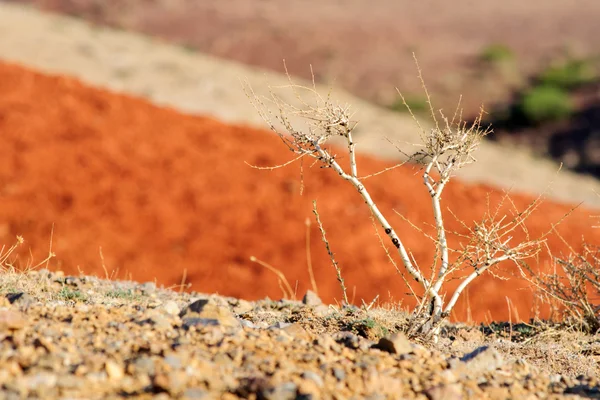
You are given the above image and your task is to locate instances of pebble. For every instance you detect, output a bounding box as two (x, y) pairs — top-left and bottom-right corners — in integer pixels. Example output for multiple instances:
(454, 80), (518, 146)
(373, 332), (413, 355)
(0, 309), (27, 330)
(162, 300), (180, 315)
(302, 290), (323, 306)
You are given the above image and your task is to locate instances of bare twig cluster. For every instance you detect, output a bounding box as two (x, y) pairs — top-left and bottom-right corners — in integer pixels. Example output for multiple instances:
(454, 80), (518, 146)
(531, 241), (600, 333)
(243, 60), (545, 340)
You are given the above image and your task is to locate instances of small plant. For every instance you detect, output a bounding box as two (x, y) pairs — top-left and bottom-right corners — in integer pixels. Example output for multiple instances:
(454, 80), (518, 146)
(58, 286), (86, 302)
(345, 317), (389, 339)
(390, 94), (428, 113)
(531, 242), (600, 333)
(106, 288), (138, 300)
(243, 59), (544, 341)
(538, 59), (596, 90)
(517, 85), (573, 124)
(480, 43), (515, 64)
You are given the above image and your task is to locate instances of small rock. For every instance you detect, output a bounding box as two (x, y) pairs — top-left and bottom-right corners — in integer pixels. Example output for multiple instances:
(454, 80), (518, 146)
(456, 328), (484, 342)
(5, 292), (35, 307)
(334, 331), (373, 351)
(281, 323), (310, 340)
(373, 332), (413, 355)
(163, 354), (182, 370)
(183, 387), (210, 399)
(270, 321), (292, 330)
(162, 301), (180, 316)
(238, 319), (256, 329)
(129, 356), (156, 376)
(181, 318), (220, 330)
(313, 304), (333, 317)
(424, 383), (463, 400)
(301, 371), (324, 388)
(262, 382), (298, 400)
(138, 281), (156, 294)
(0, 309), (27, 331)
(454, 346), (504, 378)
(24, 372), (58, 389)
(154, 371), (188, 395)
(105, 360), (124, 380)
(64, 276), (80, 286)
(180, 299), (240, 329)
(302, 290), (322, 306)
(232, 299), (254, 314)
(332, 367), (346, 381)
(148, 314), (173, 330)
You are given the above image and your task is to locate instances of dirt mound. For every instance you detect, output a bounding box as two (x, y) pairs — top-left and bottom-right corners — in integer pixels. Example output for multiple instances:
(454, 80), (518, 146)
(0, 61), (598, 322)
(2, 2), (600, 208)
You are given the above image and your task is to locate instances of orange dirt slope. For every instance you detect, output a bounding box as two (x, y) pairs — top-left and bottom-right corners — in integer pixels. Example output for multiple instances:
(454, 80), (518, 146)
(0, 61), (598, 322)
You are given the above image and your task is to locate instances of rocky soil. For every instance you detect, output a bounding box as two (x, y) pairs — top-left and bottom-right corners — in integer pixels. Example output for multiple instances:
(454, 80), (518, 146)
(1, 268), (599, 399)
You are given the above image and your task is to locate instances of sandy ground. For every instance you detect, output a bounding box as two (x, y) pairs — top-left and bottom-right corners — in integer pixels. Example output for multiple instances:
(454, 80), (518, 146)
(1, 3), (600, 208)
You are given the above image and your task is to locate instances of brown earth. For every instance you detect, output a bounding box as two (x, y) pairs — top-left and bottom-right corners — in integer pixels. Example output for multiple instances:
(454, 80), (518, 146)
(2, 269), (599, 399)
(1, 61), (600, 324)
(9, 0), (600, 117)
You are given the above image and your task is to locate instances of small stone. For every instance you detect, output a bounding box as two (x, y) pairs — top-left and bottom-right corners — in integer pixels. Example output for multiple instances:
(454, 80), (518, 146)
(239, 319), (256, 329)
(372, 332), (413, 355)
(129, 356), (156, 376)
(334, 331), (373, 351)
(302, 290), (322, 306)
(425, 383), (463, 400)
(5, 292), (35, 307)
(280, 323), (309, 340)
(153, 371), (188, 395)
(262, 382), (298, 400)
(0, 309), (27, 331)
(313, 304), (333, 317)
(301, 371), (324, 388)
(162, 301), (180, 316)
(163, 354), (182, 370)
(148, 314), (173, 330)
(332, 367), (346, 381)
(180, 299), (240, 329)
(138, 282), (156, 294)
(232, 299), (254, 314)
(454, 346), (504, 378)
(24, 372), (58, 390)
(270, 321), (292, 329)
(182, 317), (220, 330)
(105, 360), (124, 380)
(183, 388), (210, 399)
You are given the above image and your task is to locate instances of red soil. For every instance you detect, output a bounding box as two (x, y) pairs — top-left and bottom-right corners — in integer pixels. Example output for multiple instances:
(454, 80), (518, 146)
(0, 61), (598, 322)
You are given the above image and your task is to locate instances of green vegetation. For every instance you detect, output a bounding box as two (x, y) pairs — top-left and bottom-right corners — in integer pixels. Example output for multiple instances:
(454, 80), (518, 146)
(106, 288), (139, 300)
(389, 94), (428, 113)
(479, 43), (515, 64)
(58, 286), (86, 302)
(538, 59), (596, 90)
(345, 317), (389, 339)
(517, 85), (574, 124)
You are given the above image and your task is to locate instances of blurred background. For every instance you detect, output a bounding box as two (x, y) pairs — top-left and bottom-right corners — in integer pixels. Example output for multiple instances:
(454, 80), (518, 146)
(6, 0), (600, 175)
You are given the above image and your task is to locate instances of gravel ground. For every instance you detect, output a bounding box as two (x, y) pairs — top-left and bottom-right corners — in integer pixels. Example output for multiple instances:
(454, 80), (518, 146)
(1, 268), (599, 399)
(1, 3), (600, 207)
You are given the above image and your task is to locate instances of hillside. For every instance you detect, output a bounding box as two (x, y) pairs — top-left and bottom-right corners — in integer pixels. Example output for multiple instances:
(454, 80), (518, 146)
(1, 61), (599, 323)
